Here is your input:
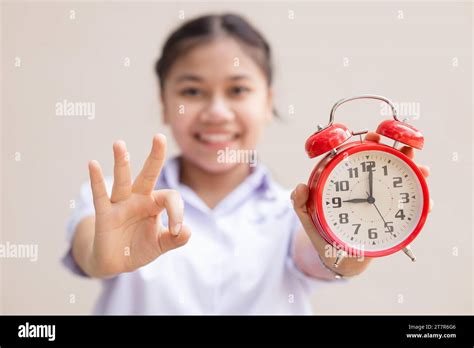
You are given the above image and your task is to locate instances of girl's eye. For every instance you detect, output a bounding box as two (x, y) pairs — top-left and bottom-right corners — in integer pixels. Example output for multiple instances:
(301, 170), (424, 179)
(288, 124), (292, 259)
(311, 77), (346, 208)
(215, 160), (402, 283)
(179, 88), (202, 97)
(229, 86), (251, 96)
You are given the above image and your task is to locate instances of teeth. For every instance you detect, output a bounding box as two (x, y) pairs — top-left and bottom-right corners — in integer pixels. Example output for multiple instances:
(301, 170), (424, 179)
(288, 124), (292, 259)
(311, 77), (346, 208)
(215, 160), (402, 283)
(198, 133), (235, 143)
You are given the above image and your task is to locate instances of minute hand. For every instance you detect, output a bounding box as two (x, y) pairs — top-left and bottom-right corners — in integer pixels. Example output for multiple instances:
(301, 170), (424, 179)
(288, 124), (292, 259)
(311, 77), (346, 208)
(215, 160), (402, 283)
(368, 168), (374, 198)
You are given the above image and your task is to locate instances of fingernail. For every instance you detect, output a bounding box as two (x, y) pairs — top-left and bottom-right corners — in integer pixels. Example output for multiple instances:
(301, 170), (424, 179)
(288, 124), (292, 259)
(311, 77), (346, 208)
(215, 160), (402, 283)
(172, 223), (182, 236)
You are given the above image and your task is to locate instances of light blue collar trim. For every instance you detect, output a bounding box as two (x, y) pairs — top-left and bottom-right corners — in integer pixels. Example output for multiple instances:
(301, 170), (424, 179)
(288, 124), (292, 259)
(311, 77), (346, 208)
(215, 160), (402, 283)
(157, 155), (275, 215)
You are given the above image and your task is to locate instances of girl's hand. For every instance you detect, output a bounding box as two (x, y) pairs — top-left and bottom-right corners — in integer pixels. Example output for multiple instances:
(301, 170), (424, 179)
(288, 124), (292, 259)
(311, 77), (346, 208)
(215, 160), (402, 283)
(87, 134), (191, 277)
(291, 132), (432, 277)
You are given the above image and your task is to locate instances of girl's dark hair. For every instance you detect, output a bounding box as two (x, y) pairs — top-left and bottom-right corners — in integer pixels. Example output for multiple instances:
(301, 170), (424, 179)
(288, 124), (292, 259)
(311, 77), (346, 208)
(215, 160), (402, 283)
(155, 13), (274, 89)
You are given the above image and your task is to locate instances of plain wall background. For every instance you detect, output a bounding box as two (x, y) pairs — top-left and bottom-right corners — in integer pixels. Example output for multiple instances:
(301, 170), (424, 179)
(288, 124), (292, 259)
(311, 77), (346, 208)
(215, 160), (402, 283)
(1, 0), (472, 314)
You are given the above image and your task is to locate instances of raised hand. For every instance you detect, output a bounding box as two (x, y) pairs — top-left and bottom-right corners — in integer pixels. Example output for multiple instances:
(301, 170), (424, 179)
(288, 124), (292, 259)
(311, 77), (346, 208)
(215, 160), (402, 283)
(85, 134), (191, 277)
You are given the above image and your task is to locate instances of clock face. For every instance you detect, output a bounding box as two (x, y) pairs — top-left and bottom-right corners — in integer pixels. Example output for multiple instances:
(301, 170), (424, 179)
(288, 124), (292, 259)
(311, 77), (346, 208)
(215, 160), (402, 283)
(320, 148), (426, 253)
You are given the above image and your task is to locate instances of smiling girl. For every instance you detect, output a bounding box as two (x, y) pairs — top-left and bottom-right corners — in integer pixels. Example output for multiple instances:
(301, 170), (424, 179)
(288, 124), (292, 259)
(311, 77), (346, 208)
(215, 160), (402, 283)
(63, 13), (430, 314)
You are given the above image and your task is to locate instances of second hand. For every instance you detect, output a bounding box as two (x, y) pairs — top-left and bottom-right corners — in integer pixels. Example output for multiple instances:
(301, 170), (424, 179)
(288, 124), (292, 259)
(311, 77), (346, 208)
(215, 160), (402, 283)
(366, 191), (394, 237)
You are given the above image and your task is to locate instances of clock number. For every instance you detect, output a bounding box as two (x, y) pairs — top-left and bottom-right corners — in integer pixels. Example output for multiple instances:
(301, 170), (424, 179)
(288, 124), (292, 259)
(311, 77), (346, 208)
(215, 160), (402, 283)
(352, 223), (361, 234)
(395, 209), (406, 220)
(393, 177), (403, 188)
(400, 192), (409, 203)
(332, 197), (342, 208)
(348, 167), (359, 178)
(339, 213), (349, 224)
(335, 181), (349, 192)
(368, 227), (378, 239)
(361, 161), (375, 172)
(384, 221), (394, 233)
(382, 165), (388, 176)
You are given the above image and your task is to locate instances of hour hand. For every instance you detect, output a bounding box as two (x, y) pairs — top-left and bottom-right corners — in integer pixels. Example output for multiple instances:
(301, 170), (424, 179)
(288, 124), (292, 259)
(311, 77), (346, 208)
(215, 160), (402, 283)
(342, 198), (368, 203)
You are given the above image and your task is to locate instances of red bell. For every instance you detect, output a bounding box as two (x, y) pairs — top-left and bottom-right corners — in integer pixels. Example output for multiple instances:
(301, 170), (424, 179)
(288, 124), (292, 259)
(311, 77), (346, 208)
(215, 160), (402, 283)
(376, 120), (424, 150)
(305, 123), (352, 158)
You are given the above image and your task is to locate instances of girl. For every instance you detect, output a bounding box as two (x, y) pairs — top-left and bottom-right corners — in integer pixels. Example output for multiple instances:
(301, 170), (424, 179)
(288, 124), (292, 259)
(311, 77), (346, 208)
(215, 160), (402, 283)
(63, 13), (431, 314)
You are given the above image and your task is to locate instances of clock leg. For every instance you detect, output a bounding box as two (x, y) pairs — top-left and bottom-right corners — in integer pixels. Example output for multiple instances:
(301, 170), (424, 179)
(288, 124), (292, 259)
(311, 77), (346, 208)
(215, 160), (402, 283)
(402, 245), (416, 262)
(333, 249), (347, 268)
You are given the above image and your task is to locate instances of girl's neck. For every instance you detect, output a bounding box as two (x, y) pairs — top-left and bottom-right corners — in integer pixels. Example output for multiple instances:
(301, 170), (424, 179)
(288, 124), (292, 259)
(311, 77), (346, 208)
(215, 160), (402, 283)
(179, 157), (251, 209)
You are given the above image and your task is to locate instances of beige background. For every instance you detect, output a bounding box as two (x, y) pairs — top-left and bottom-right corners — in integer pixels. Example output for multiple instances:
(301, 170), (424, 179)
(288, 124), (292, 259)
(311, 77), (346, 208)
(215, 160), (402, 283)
(1, 0), (473, 314)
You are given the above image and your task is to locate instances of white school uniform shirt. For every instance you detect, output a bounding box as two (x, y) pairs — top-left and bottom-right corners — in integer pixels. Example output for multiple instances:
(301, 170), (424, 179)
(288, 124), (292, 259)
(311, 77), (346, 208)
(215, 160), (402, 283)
(62, 156), (326, 314)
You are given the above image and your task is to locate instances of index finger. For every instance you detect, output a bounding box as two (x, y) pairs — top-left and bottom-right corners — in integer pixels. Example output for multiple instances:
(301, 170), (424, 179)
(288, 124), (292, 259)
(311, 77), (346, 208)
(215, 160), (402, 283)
(364, 132), (381, 143)
(399, 146), (415, 160)
(365, 131), (416, 160)
(132, 134), (167, 195)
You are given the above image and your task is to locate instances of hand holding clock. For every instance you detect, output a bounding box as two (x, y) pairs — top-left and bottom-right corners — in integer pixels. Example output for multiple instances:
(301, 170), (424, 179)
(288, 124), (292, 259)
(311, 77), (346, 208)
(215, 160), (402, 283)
(291, 132), (433, 278)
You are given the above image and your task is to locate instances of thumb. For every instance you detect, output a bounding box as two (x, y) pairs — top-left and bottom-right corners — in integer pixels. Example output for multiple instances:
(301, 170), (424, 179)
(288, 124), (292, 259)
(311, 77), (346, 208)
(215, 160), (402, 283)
(157, 224), (191, 255)
(291, 183), (320, 235)
(291, 183), (332, 253)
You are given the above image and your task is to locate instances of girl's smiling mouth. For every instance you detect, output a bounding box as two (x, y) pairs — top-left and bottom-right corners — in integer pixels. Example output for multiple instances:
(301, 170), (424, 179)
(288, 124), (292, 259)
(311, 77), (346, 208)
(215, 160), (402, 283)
(193, 131), (241, 148)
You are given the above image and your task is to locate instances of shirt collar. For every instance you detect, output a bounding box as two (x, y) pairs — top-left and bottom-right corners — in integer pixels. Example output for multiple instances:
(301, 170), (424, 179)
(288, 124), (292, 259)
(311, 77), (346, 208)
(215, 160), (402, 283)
(157, 155), (276, 215)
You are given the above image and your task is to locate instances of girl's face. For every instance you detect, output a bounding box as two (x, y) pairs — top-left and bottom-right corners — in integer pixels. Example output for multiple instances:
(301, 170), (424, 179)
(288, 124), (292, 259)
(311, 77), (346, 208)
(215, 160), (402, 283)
(161, 37), (273, 173)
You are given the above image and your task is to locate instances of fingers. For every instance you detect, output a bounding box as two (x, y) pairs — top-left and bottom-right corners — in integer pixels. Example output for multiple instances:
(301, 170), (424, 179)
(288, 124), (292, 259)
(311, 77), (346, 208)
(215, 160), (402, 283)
(291, 183), (319, 235)
(417, 165), (432, 212)
(157, 224), (191, 254)
(365, 132), (416, 160)
(111, 140), (132, 202)
(396, 147), (431, 210)
(88, 160), (111, 214)
(418, 165), (430, 178)
(151, 189), (184, 236)
(132, 134), (167, 195)
(399, 146), (415, 159)
(364, 132), (381, 143)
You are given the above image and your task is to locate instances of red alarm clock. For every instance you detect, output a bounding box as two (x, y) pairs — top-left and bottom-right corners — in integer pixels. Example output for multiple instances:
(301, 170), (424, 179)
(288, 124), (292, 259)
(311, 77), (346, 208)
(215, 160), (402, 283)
(305, 95), (430, 267)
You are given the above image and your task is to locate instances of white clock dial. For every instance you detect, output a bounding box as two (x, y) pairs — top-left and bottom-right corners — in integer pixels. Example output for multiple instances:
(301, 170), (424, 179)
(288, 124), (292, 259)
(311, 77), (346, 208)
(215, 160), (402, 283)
(321, 150), (424, 252)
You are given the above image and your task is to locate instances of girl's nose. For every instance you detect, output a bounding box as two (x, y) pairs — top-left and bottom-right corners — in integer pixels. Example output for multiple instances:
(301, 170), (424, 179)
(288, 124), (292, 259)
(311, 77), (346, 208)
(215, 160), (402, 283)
(199, 96), (235, 123)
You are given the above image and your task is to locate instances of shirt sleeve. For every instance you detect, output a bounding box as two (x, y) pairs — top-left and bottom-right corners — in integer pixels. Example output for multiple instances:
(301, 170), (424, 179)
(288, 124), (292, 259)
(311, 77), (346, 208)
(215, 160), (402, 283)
(61, 177), (113, 277)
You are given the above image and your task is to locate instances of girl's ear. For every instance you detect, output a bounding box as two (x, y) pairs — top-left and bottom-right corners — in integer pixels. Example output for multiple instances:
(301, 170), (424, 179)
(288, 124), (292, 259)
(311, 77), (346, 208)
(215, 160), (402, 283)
(265, 88), (274, 122)
(160, 91), (170, 125)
